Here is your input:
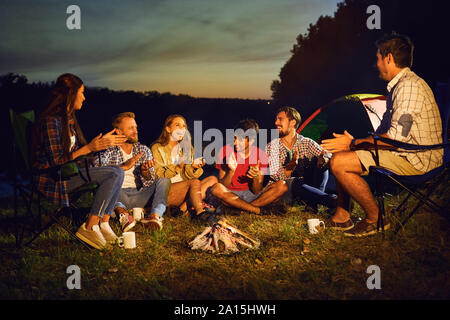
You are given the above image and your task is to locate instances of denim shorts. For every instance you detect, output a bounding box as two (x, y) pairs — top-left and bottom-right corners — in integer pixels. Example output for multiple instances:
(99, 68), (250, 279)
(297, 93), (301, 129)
(205, 188), (260, 214)
(230, 189), (260, 203)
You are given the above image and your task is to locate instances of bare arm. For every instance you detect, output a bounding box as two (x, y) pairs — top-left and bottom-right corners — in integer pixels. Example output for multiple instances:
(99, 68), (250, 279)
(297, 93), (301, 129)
(218, 168), (235, 188)
(247, 162), (263, 194)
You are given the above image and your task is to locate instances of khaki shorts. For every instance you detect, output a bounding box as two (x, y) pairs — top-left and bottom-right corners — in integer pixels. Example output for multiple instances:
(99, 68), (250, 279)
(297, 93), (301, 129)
(355, 150), (424, 176)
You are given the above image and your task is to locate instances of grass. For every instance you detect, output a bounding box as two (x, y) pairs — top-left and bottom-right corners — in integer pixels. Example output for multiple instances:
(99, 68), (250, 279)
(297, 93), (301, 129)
(0, 176), (449, 300)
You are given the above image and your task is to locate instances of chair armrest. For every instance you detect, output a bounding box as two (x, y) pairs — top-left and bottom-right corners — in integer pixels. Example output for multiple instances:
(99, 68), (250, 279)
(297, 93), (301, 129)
(368, 132), (449, 151)
(31, 155), (90, 179)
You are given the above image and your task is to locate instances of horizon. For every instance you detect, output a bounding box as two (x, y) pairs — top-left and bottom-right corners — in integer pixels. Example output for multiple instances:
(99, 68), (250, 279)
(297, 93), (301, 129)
(0, 0), (341, 99)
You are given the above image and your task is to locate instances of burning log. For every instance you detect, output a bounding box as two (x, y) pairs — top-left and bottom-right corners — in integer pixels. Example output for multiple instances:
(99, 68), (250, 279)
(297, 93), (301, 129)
(188, 219), (260, 254)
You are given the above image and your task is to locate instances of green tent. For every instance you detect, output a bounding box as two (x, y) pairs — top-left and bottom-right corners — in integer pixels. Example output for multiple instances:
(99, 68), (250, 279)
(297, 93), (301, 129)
(297, 94), (387, 193)
(298, 93), (387, 142)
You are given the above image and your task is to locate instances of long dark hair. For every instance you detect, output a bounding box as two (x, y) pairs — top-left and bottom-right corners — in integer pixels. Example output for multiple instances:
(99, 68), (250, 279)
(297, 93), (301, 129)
(31, 73), (87, 164)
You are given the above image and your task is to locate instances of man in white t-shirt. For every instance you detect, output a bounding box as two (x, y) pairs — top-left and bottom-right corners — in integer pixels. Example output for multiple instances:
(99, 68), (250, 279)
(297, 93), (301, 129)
(93, 112), (171, 232)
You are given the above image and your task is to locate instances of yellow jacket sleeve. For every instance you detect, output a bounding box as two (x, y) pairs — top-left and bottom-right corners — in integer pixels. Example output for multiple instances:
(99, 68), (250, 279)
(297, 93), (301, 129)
(151, 143), (180, 179)
(183, 164), (203, 180)
(181, 145), (203, 179)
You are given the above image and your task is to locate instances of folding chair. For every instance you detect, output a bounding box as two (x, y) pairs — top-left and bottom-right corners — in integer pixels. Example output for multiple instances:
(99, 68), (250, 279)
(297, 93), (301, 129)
(368, 82), (450, 236)
(9, 109), (98, 248)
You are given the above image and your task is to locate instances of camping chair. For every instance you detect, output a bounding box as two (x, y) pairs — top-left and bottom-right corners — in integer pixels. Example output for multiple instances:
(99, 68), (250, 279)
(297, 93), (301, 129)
(368, 83), (450, 236)
(9, 109), (98, 249)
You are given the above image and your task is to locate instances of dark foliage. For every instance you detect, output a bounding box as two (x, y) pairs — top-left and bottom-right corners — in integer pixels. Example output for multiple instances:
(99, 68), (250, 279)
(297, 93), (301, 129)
(0, 73), (276, 174)
(271, 0), (450, 117)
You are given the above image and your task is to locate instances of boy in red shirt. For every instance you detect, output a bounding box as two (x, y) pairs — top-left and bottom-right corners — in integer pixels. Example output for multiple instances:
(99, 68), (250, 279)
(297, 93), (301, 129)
(211, 119), (288, 214)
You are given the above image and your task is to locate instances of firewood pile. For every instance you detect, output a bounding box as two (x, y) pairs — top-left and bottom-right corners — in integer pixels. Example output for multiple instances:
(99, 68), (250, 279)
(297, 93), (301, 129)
(188, 219), (260, 254)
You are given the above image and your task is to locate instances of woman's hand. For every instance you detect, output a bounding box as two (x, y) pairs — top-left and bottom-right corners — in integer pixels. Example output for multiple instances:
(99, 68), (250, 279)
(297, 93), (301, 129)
(87, 129), (127, 152)
(100, 129), (128, 146)
(192, 157), (205, 169)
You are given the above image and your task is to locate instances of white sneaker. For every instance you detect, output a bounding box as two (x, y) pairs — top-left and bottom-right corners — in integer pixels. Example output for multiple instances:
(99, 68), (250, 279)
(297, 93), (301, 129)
(76, 223), (107, 250)
(100, 222), (118, 243)
(119, 213), (136, 232)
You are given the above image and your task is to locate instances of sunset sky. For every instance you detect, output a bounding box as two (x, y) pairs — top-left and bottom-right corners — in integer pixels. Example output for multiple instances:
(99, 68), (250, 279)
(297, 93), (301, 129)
(0, 0), (341, 99)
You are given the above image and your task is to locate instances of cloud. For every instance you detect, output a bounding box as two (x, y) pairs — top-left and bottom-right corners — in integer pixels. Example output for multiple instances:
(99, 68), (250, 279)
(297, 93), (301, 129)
(0, 0), (341, 98)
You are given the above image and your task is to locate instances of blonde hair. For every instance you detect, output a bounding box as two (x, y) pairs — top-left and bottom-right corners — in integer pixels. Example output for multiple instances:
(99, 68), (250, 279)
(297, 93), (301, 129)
(112, 112), (135, 128)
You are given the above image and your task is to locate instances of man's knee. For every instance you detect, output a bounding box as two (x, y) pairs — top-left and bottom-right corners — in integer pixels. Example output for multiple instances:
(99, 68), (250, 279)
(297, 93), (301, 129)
(330, 152), (350, 173)
(330, 151), (363, 175)
(208, 176), (219, 185)
(273, 180), (288, 194)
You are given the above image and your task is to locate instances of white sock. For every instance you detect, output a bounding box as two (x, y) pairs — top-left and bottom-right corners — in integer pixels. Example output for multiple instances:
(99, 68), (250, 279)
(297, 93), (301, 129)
(100, 222), (110, 229)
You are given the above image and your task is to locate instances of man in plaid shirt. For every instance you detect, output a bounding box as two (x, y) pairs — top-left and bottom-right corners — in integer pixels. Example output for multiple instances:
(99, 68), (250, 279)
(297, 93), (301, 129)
(93, 112), (171, 231)
(265, 107), (337, 211)
(321, 33), (443, 237)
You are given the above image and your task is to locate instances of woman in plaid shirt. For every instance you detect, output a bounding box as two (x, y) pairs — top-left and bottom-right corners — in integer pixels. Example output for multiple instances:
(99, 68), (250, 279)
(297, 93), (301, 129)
(31, 73), (128, 249)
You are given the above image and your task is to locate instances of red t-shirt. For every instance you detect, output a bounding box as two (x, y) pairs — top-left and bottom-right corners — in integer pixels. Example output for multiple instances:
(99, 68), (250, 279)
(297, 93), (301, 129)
(215, 145), (269, 191)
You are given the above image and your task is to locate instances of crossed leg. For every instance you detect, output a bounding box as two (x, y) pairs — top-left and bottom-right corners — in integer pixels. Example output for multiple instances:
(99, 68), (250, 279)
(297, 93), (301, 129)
(210, 180), (288, 214)
(250, 181), (288, 207)
(200, 176), (218, 199)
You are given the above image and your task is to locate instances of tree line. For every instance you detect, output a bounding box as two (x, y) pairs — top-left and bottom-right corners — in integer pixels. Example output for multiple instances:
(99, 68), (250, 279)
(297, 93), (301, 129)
(271, 0), (449, 117)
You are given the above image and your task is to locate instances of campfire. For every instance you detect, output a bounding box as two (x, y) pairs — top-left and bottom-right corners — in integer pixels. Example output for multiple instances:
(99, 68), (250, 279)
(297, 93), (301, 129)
(188, 219), (260, 254)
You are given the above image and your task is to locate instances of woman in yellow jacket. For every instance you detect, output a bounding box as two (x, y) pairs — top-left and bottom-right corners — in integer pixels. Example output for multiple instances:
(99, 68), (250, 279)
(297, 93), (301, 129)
(151, 114), (217, 218)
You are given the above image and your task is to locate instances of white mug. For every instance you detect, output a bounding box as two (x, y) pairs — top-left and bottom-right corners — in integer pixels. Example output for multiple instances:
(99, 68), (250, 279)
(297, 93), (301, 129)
(307, 218), (325, 234)
(132, 207), (144, 221)
(118, 232), (136, 249)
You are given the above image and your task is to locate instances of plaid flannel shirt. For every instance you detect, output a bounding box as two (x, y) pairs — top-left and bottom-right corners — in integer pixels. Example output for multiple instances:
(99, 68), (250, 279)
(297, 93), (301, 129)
(265, 133), (330, 184)
(33, 115), (80, 207)
(92, 142), (156, 189)
(376, 68), (443, 172)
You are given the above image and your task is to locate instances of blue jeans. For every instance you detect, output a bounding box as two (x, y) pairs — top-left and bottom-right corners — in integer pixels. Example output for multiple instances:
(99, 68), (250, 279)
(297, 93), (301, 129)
(115, 177), (171, 218)
(285, 167), (337, 208)
(66, 166), (124, 217)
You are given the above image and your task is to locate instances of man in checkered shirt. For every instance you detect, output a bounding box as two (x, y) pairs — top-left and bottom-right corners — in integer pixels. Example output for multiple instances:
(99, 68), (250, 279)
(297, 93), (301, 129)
(321, 33), (443, 237)
(93, 112), (171, 231)
(265, 106), (337, 211)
